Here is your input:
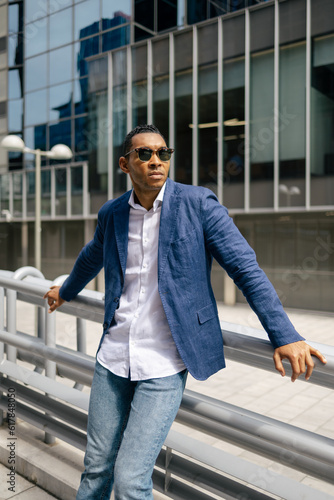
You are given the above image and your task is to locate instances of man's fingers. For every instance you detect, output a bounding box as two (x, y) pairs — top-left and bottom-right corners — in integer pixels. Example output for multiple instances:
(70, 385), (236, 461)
(273, 351), (286, 377)
(310, 347), (327, 365)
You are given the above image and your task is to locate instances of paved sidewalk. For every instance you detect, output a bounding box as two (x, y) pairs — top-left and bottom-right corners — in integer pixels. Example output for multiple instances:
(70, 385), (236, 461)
(0, 302), (333, 499)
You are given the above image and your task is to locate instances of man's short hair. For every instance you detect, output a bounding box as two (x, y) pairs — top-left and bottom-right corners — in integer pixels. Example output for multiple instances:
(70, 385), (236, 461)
(122, 124), (166, 156)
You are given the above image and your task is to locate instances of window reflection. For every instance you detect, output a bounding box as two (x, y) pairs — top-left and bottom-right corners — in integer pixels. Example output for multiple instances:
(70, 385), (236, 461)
(25, 20), (47, 57)
(74, 0), (100, 40)
(50, 8), (73, 49)
(175, 71), (193, 184)
(25, 89), (47, 126)
(223, 58), (245, 209)
(311, 35), (334, 206)
(102, 0), (131, 19)
(198, 65), (218, 193)
(8, 34), (23, 66)
(8, 99), (23, 132)
(8, 2), (23, 34)
(49, 82), (73, 121)
(24, 124), (47, 168)
(25, 0), (48, 23)
(9, 68), (23, 99)
(25, 54), (47, 92)
(102, 26), (130, 52)
(279, 43), (306, 208)
(250, 51), (274, 209)
(74, 77), (88, 115)
(50, 119), (72, 149)
(50, 45), (73, 85)
(75, 37), (100, 79)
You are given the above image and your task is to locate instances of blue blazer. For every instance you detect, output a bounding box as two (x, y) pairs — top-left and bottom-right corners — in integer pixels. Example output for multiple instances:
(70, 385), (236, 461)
(60, 178), (303, 380)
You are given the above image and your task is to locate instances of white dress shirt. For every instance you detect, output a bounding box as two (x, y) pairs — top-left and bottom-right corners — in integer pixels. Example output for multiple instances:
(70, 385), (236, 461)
(97, 183), (186, 380)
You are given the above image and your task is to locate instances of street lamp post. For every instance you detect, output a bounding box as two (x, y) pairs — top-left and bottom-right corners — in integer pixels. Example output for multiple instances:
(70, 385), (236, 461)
(0, 135), (73, 271)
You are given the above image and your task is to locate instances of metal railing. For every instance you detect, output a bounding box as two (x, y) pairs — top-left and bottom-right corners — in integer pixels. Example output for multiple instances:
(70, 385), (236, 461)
(0, 267), (334, 500)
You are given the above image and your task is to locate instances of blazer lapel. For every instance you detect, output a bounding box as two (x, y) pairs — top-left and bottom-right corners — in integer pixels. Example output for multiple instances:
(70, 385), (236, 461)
(158, 178), (181, 280)
(113, 191), (131, 279)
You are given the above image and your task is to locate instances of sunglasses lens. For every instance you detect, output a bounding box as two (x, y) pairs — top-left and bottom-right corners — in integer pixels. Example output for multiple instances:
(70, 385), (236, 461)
(138, 148), (152, 161)
(159, 149), (171, 161)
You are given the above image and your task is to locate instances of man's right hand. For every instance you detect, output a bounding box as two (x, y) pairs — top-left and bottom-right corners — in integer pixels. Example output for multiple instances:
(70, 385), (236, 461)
(43, 286), (65, 313)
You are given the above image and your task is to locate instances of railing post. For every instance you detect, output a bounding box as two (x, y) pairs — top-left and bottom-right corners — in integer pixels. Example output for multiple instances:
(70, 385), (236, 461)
(73, 317), (87, 390)
(44, 300), (57, 445)
(6, 288), (17, 363)
(164, 446), (173, 493)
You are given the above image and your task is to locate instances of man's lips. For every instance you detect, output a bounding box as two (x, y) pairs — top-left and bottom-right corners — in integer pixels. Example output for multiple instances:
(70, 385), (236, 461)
(149, 171), (164, 178)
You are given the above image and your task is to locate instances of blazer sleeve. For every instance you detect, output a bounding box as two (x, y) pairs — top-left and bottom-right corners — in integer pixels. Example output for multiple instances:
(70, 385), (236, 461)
(59, 209), (105, 302)
(200, 190), (304, 348)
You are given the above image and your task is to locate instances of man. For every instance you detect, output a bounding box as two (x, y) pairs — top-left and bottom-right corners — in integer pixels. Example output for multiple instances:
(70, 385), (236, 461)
(44, 124), (327, 500)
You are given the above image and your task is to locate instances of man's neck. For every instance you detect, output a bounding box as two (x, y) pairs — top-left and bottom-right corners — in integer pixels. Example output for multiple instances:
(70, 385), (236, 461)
(133, 190), (159, 211)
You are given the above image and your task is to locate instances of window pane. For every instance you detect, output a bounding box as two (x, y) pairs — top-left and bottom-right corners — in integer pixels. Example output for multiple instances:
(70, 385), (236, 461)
(198, 65), (218, 193)
(198, 22), (218, 65)
(50, 118), (72, 149)
(49, 81), (73, 121)
(8, 98), (23, 132)
(25, 54), (47, 92)
(132, 45), (147, 127)
(25, 18), (48, 57)
(279, 43), (306, 208)
(13, 172), (23, 217)
(25, 89), (47, 126)
(74, 77), (88, 115)
(74, 0), (100, 40)
(55, 168), (67, 216)
(102, 26), (130, 52)
(75, 36), (100, 79)
(9, 68), (23, 98)
(24, 124), (47, 168)
(8, 33), (23, 66)
(175, 71), (192, 184)
(102, 0), (131, 19)
(71, 165), (83, 215)
(174, 30), (192, 72)
(250, 51), (274, 208)
(153, 75), (169, 144)
(25, 0), (48, 23)
(223, 58), (245, 209)
(8, 2), (23, 34)
(135, 0), (154, 31)
(311, 35), (334, 206)
(50, 7), (73, 49)
(41, 169), (51, 216)
(49, 45), (73, 85)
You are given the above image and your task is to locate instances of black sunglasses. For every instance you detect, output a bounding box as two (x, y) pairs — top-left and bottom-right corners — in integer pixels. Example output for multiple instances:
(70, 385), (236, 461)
(124, 147), (174, 162)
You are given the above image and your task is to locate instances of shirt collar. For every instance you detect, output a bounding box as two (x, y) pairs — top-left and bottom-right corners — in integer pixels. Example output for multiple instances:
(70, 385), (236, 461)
(128, 182), (167, 212)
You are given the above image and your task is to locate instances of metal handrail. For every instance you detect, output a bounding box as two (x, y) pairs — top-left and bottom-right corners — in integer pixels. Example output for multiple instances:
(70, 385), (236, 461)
(0, 268), (334, 500)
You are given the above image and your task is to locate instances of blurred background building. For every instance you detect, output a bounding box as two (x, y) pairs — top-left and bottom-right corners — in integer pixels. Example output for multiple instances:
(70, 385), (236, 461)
(0, 0), (333, 311)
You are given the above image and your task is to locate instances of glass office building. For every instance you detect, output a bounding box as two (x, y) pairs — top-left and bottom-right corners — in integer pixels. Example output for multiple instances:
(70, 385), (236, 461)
(0, 0), (333, 311)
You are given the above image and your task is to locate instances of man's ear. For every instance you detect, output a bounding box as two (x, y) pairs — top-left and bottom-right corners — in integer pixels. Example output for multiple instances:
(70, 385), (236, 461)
(119, 156), (129, 173)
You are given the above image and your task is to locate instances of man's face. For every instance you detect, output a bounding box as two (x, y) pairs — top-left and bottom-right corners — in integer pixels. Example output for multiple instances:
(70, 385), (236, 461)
(119, 133), (170, 196)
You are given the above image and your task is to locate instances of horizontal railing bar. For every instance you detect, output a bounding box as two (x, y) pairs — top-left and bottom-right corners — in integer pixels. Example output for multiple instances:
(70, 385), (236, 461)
(181, 389), (334, 465)
(162, 431), (334, 500)
(0, 360), (90, 411)
(175, 408), (334, 484)
(156, 448), (273, 500)
(0, 330), (95, 375)
(152, 468), (215, 500)
(0, 378), (87, 431)
(0, 398), (87, 451)
(16, 349), (93, 386)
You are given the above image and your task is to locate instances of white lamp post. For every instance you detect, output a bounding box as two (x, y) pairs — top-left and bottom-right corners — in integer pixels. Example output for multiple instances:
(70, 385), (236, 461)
(0, 135), (73, 271)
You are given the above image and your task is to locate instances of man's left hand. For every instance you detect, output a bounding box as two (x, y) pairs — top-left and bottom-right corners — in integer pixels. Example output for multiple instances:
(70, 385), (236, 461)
(273, 341), (327, 382)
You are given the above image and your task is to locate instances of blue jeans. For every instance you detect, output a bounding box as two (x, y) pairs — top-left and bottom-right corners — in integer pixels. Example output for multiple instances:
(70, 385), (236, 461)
(76, 361), (187, 500)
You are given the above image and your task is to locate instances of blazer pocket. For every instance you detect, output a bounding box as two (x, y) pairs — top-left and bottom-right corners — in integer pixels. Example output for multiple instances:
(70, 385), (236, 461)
(197, 304), (217, 325)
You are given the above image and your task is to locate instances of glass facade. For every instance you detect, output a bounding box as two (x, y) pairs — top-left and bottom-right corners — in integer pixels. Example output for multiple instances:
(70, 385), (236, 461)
(0, 0), (334, 311)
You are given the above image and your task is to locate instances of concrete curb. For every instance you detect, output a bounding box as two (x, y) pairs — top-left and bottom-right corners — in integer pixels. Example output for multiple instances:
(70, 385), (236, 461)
(0, 421), (82, 500)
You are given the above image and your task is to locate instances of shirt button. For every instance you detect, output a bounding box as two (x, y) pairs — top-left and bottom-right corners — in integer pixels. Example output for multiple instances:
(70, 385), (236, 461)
(141, 289), (145, 294)
(134, 312), (139, 318)
(143, 263), (147, 268)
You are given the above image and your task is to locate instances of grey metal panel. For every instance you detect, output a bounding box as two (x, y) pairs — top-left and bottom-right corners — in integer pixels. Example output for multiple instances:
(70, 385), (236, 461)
(279, 0), (306, 45)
